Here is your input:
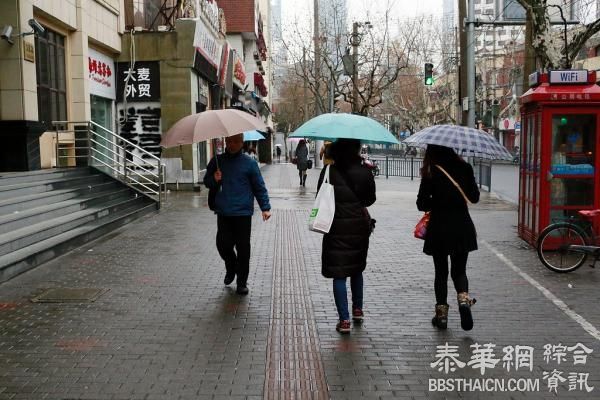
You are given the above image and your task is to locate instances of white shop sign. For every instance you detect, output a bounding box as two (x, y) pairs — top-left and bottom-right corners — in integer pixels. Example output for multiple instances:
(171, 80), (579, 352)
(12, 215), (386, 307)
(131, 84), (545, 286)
(548, 70), (588, 85)
(88, 48), (116, 99)
(193, 18), (222, 70)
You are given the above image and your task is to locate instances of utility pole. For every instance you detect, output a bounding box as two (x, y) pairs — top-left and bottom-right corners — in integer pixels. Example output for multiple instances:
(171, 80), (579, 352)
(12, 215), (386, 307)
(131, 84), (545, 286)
(351, 21), (359, 114)
(313, 0), (324, 168)
(455, 25), (461, 124)
(459, 0), (468, 126)
(466, 0), (476, 128)
(303, 47), (308, 120)
(313, 0), (322, 116)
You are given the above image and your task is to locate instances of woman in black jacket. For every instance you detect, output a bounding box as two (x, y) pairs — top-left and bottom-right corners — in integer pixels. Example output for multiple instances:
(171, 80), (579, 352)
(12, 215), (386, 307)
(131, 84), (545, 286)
(416, 144), (480, 331)
(317, 139), (376, 334)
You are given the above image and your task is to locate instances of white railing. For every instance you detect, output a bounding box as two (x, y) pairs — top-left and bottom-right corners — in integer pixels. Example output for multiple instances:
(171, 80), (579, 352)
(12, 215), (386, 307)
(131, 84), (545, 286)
(52, 121), (167, 208)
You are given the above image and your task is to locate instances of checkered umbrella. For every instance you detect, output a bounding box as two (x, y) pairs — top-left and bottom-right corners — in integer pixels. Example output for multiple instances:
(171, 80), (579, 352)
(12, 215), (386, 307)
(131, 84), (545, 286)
(403, 125), (513, 160)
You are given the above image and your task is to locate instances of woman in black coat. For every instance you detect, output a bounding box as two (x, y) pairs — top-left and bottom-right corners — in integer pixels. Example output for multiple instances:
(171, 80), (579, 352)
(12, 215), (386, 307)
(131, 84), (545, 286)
(416, 144), (480, 331)
(317, 139), (376, 334)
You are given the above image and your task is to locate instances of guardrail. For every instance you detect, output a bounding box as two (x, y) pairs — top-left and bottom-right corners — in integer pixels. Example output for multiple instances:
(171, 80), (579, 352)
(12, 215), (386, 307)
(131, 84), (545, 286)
(370, 156), (492, 191)
(52, 120), (167, 208)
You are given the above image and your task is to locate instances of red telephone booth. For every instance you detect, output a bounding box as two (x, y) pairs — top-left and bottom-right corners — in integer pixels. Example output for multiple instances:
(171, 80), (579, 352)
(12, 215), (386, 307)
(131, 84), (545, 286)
(519, 70), (600, 245)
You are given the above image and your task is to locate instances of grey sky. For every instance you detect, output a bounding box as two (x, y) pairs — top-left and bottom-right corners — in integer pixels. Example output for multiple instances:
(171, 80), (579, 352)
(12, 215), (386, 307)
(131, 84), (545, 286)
(282, 0), (445, 30)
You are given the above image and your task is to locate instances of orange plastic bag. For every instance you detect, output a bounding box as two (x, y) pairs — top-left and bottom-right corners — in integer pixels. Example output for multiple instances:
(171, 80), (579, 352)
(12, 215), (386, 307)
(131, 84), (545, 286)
(414, 212), (430, 240)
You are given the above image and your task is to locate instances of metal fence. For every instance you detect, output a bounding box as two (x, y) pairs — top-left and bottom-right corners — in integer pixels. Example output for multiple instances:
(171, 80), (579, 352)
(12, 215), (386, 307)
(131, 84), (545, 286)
(371, 156), (492, 191)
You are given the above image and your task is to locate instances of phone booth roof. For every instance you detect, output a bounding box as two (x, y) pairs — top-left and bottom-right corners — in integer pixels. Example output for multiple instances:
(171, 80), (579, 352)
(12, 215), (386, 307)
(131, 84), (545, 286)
(521, 70), (600, 104)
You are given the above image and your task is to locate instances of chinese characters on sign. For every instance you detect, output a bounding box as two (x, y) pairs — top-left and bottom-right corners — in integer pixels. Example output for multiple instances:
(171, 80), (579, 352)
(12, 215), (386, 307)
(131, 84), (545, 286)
(429, 342), (594, 393)
(117, 104), (162, 168)
(88, 48), (116, 100)
(116, 62), (160, 102)
(193, 18), (222, 70)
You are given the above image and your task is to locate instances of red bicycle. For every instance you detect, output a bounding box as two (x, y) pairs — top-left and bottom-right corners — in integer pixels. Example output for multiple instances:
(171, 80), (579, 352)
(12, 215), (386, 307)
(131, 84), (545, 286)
(536, 209), (600, 273)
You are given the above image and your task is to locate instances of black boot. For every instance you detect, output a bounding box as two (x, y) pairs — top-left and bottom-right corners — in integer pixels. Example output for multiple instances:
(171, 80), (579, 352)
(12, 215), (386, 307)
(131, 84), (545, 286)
(457, 292), (476, 331)
(302, 174), (307, 186)
(432, 304), (449, 329)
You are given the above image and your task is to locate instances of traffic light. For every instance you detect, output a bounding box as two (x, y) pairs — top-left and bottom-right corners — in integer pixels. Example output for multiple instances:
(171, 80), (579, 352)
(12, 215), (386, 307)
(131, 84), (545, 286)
(424, 63), (434, 85)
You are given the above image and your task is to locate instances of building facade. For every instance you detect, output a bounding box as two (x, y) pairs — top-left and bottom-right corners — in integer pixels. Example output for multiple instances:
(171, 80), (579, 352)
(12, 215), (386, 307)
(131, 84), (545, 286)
(216, 0), (273, 162)
(0, 0), (124, 171)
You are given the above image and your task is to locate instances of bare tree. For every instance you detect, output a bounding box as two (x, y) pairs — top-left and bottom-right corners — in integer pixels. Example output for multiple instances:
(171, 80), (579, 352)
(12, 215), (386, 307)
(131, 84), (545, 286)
(378, 15), (457, 133)
(275, 0), (415, 117)
(516, 0), (600, 70)
(272, 67), (310, 133)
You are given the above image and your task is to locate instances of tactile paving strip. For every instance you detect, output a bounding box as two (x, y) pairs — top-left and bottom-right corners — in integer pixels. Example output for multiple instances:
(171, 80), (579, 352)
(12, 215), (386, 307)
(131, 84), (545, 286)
(264, 209), (329, 400)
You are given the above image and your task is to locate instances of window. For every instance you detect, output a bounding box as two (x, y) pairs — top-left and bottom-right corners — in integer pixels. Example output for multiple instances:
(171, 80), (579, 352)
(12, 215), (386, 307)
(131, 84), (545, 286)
(486, 0), (493, 3)
(35, 27), (67, 127)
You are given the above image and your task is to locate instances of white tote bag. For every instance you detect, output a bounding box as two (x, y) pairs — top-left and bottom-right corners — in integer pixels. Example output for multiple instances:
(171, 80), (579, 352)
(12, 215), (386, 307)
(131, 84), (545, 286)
(309, 165), (336, 234)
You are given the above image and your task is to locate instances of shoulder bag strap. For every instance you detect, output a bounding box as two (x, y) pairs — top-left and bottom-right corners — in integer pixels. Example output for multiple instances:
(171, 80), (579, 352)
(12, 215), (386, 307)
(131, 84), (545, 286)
(434, 165), (472, 205)
(324, 165), (330, 183)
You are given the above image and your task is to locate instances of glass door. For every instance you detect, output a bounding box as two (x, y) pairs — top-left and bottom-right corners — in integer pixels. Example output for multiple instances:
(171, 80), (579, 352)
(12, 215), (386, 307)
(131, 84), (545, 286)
(548, 111), (596, 225)
(91, 95), (114, 170)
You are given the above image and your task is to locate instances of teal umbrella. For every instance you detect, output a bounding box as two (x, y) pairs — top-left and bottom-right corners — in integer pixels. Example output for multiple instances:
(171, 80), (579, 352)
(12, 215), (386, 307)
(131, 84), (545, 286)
(243, 130), (266, 141)
(289, 113), (399, 144)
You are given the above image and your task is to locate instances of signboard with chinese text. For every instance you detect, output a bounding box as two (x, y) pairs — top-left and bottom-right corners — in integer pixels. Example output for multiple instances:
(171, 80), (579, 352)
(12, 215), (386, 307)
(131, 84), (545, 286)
(89, 48), (116, 99)
(548, 70), (588, 85)
(193, 18), (222, 71)
(116, 62), (160, 102)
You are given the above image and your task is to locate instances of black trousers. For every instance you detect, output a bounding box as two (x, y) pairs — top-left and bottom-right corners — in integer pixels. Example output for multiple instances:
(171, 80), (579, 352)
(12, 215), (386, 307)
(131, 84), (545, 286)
(432, 252), (469, 305)
(216, 216), (252, 286)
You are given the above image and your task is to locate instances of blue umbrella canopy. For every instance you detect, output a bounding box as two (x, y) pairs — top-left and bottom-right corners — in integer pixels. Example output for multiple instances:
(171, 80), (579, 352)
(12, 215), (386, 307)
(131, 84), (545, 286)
(243, 130), (266, 141)
(404, 124), (513, 160)
(289, 113), (399, 144)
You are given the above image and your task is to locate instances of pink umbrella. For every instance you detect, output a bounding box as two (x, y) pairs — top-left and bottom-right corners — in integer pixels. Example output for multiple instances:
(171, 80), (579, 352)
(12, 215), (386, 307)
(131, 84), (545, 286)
(160, 109), (268, 148)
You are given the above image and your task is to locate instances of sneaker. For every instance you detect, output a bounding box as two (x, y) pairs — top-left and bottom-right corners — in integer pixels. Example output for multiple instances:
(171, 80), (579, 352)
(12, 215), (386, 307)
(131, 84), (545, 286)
(224, 271), (235, 285)
(336, 320), (351, 334)
(352, 308), (364, 322)
(236, 285), (249, 295)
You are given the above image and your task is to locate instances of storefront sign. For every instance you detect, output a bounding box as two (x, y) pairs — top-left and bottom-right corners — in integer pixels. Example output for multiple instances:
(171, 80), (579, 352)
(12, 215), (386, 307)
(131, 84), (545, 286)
(200, 0), (220, 32)
(23, 41), (35, 63)
(499, 118), (516, 131)
(528, 72), (540, 87)
(116, 61), (160, 102)
(199, 77), (210, 100)
(549, 70), (588, 85)
(117, 102), (161, 167)
(89, 48), (116, 99)
(193, 18), (222, 70)
(218, 42), (229, 87)
(232, 51), (246, 87)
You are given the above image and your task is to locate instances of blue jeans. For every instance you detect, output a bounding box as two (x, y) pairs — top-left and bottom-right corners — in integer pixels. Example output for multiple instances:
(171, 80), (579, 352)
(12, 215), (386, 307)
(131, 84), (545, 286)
(333, 273), (363, 321)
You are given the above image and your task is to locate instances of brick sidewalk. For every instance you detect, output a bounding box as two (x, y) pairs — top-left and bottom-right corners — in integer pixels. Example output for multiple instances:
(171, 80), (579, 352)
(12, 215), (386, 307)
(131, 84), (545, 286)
(0, 163), (598, 399)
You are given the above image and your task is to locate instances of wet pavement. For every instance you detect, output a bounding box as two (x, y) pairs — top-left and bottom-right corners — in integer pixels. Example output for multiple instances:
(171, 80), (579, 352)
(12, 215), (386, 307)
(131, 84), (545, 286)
(0, 163), (598, 399)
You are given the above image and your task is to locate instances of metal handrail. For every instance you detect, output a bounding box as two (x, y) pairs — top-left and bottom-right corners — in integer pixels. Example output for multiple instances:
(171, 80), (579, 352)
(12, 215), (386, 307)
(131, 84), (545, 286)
(52, 120), (166, 208)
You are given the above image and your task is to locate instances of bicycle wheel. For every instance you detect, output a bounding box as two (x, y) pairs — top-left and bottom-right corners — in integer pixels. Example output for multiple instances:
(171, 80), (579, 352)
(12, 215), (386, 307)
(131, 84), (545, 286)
(537, 223), (588, 273)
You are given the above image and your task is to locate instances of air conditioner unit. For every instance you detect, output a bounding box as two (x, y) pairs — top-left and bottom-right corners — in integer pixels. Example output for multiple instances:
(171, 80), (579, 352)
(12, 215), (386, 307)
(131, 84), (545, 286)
(253, 51), (260, 61)
(157, 25), (169, 32)
(133, 26), (144, 32)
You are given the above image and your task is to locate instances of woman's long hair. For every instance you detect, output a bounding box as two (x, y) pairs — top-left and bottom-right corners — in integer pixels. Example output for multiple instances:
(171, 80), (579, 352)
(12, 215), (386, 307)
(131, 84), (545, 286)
(330, 139), (362, 169)
(420, 144), (462, 178)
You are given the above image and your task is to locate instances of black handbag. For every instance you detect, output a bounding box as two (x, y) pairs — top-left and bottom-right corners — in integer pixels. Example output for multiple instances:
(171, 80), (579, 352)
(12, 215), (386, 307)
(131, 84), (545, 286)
(307, 159), (313, 169)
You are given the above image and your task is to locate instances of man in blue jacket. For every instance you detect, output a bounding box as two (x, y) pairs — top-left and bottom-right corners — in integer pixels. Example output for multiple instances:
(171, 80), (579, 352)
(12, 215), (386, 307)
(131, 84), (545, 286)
(203, 133), (271, 295)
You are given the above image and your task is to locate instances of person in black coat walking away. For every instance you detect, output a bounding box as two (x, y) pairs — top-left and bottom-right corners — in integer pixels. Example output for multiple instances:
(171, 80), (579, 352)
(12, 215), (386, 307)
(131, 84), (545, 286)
(317, 139), (376, 334)
(416, 144), (480, 331)
(295, 140), (309, 186)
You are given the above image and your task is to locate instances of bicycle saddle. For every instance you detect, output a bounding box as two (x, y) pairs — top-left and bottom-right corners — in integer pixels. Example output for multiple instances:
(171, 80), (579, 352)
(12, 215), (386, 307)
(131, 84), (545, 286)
(578, 209), (600, 219)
